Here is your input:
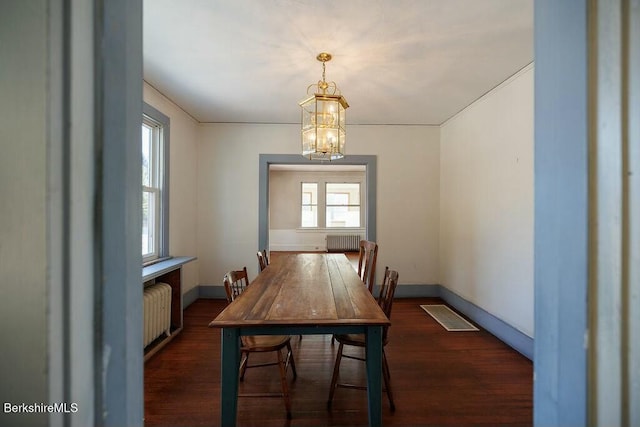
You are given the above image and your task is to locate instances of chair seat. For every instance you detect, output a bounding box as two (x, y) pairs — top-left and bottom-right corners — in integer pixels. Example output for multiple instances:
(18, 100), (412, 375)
(334, 333), (365, 346)
(241, 335), (292, 351)
(334, 333), (388, 347)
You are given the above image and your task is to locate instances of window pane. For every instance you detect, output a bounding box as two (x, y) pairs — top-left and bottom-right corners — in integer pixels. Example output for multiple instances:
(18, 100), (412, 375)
(302, 182), (317, 203)
(301, 206), (318, 227)
(142, 106), (169, 263)
(326, 182), (360, 227)
(326, 183), (359, 206)
(142, 124), (152, 187)
(327, 192), (349, 205)
(302, 192), (311, 205)
(301, 182), (318, 227)
(326, 206), (360, 227)
(142, 190), (156, 257)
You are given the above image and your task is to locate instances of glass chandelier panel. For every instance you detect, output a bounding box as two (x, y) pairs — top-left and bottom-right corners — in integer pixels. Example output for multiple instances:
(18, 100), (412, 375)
(300, 53), (348, 161)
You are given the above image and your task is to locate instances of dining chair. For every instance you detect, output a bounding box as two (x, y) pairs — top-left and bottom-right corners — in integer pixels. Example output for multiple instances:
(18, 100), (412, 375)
(223, 267), (250, 302)
(330, 240), (378, 346)
(257, 250), (268, 272)
(327, 267), (398, 411)
(357, 240), (378, 293)
(222, 267), (298, 418)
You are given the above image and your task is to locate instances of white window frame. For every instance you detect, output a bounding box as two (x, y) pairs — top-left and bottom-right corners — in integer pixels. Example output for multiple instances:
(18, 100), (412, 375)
(142, 103), (170, 265)
(299, 179), (363, 229)
(300, 182), (318, 228)
(325, 182), (361, 228)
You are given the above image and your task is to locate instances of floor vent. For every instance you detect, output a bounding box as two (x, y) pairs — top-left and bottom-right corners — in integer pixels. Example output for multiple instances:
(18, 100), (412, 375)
(420, 304), (479, 331)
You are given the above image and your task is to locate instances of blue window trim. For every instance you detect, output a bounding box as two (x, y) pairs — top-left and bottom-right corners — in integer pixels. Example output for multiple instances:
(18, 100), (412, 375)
(142, 102), (170, 262)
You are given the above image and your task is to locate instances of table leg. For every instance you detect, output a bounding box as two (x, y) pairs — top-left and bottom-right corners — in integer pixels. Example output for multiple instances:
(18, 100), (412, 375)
(220, 328), (240, 427)
(365, 325), (383, 427)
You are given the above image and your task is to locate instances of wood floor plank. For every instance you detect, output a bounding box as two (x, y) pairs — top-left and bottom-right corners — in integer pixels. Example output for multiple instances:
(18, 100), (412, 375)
(145, 297), (532, 426)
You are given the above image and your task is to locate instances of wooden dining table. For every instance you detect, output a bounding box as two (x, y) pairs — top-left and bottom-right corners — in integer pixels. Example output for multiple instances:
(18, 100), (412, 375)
(208, 252), (391, 427)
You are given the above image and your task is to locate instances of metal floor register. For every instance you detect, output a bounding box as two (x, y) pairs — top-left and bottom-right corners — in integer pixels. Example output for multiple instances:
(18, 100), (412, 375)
(420, 304), (479, 331)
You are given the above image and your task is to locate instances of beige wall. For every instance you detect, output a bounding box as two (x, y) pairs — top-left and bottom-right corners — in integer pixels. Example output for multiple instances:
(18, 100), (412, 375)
(269, 170), (300, 230)
(360, 125), (440, 285)
(197, 123), (441, 284)
(440, 65), (534, 336)
(143, 82), (200, 294)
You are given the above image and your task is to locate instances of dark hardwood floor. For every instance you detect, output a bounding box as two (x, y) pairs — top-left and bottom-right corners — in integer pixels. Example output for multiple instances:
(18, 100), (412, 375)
(144, 296), (532, 426)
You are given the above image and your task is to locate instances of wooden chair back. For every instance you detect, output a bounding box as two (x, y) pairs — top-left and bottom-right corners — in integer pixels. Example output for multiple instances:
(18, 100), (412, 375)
(222, 263), (296, 418)
(222, 267), (249, 303)
(357, 240), (378, 293)
(378, 267), (399, 342)
(257, 251), (268, 272)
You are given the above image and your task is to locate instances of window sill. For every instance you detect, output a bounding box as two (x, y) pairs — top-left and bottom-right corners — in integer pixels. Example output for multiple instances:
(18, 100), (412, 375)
(142, 256), (196, 282)
(143, 256), (172, 268)
(295, 227), (365, 233)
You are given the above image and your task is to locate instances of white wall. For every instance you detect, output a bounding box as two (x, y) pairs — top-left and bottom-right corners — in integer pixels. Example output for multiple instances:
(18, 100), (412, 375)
(143, 83), (200, 294)
(197, 123), (440, 285)
(439, 65), (534, 337)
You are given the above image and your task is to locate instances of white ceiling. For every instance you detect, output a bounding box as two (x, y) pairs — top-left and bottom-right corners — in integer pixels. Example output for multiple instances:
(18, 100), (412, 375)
(143, 0), (533, 126)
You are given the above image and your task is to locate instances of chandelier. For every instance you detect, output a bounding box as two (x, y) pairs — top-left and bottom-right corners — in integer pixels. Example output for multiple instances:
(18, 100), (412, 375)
(299, 52), (349, 161)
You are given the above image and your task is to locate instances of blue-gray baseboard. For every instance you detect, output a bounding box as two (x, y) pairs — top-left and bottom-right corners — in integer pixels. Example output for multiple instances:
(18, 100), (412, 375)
(182, 285), (201, 309)
(188, 283), (533, 361)
(438, 287), (533, 360)
(197, 284), (228, 300)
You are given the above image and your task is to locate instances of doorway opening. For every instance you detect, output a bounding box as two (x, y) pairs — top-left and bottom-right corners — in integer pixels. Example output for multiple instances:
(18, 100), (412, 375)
(258, 154), (377, 252)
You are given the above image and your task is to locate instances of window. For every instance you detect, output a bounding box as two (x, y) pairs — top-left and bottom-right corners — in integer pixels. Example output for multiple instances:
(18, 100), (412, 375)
(300, 181), (362, 228)
(301, 182), (318, 227)
(142, 103), (169, 264)
(326, 183), (361, 227)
